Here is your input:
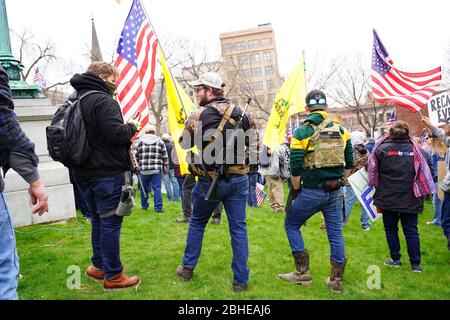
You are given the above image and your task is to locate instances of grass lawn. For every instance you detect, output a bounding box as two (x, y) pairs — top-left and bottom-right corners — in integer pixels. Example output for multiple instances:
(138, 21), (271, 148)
(15, 188), (450, 300)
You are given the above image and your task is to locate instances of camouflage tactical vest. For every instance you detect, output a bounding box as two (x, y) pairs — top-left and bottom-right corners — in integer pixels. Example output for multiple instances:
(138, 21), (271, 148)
(303, 118), (346, 169)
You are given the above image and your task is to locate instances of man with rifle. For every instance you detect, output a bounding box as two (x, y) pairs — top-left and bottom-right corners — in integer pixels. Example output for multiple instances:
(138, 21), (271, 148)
(175, 72), (252, 293)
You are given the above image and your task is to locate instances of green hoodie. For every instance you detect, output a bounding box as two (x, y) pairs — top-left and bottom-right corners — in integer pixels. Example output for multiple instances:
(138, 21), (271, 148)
(290, 111), (354, 188)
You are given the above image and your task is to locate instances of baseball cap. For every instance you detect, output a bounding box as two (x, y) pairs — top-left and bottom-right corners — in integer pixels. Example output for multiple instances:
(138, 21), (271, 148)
(189, 72), (225, 90)
(305, 89), (328, 111)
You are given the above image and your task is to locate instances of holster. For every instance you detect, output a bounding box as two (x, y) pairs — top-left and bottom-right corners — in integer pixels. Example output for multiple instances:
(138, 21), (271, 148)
(115, 172), (135, 217)
(322, 179), (344, 192)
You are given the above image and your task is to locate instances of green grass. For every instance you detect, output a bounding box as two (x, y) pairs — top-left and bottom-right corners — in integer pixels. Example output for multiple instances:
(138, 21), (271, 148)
(15, 188), (450, 300)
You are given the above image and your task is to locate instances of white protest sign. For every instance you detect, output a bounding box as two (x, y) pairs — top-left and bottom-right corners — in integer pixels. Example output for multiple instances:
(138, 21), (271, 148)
(348, 168), (382, 222)
(427, 91), (450, 126)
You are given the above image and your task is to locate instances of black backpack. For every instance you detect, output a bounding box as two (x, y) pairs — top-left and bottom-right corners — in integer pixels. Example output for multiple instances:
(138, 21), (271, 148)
(46, 90), (105, 167)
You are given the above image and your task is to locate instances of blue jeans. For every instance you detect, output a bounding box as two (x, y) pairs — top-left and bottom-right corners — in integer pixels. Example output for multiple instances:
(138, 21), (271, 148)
(77, 173), (125, 279)
(248, 173), (258, 207)
(0, 193), (19, 300)
(182, 175), (249, 285)
(432, 182), (442, 225)
(163, 169), (180, 201)
(441, 192), (450, 238)
(140, 172), (163, 211)
(285, 187), (346, 264)
(343, 185), (371, 229)
(382, 211), (421, 266)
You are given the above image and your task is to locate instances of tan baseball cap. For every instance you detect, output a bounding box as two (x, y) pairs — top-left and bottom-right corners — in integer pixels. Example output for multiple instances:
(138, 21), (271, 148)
(189, 72), (225, 89)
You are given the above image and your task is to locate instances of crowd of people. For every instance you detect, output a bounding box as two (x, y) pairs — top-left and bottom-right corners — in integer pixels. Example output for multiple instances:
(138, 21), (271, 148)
(0, 63), (449, 299)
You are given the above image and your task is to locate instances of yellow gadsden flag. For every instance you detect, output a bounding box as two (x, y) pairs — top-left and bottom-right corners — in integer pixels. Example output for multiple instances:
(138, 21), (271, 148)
(263, 55), (307, 150)
(159, 48), (196, 175)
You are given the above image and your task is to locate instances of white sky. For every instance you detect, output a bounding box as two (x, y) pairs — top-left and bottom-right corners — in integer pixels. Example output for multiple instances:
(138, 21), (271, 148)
(6, 0), (450, 84)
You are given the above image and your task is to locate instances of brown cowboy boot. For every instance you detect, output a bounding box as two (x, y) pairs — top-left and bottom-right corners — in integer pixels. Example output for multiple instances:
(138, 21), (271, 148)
(326, 259), (347, 293)
(277, 250), (312, 285)
(103, 272), (141, 292)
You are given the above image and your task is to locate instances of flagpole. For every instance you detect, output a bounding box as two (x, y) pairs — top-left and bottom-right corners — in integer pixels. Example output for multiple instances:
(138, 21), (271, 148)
(140, 0), (188, 117)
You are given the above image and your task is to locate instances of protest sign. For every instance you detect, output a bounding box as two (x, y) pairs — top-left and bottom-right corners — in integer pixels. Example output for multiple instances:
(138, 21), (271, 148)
(348, 168), (382, 222)
(427, 91), (450, 126)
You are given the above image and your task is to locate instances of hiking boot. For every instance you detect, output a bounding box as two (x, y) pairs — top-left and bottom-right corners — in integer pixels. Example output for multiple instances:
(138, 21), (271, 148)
(411, 265), (422, 273)
(326, 259), (347, 293)
(233, 283), (248, 293)
(211, 216), (221, 225)
(103, 272), (141, 291)
(447, 234), (450, 251)
(85, 265), (104, 283)
(176, 215), (191, 223)
(176, 266), (193, 281)
(277, 250), (312, 285)
(384, 259), (402, 267)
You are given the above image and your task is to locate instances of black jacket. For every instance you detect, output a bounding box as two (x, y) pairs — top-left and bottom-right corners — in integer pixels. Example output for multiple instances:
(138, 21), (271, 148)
(70, 73), (137, 178)
(164, 140), (175, 170)
(373, 139), (433, 214)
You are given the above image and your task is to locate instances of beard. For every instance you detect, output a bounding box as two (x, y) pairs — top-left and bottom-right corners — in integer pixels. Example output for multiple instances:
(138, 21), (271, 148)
(198, 95), (209, 107)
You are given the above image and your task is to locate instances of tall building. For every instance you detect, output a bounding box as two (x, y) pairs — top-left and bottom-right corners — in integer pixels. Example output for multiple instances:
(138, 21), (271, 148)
(219, 23), (282, 126)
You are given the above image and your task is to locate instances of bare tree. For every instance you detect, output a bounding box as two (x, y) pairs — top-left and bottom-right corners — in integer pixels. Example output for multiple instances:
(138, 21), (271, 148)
(327, 54), (391, 137)
(15, 30), (57, 82)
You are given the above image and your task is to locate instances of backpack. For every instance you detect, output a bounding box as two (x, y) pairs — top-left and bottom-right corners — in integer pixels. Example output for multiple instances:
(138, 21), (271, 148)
(303, 118), (346, 169)
(46, 90), (105, 167)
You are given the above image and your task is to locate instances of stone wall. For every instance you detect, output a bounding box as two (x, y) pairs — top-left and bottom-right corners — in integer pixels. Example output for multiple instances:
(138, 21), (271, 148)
(4, 98), (76, 227)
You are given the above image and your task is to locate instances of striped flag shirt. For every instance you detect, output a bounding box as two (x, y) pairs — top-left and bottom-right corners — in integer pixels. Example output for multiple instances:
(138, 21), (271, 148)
(256, 183), (267, 207)
(371, 29), (442, 113)
(114, 0), (158, 128)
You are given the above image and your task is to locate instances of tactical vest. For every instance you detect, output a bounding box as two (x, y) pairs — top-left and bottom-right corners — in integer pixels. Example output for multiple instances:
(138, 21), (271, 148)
(185, 100), (249, 177)
(303, 118), (346, 169)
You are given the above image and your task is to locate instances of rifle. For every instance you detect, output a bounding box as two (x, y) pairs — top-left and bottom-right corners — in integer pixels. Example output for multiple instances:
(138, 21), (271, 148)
(205, 98), (252, 201)
(129, 149), (148, 201)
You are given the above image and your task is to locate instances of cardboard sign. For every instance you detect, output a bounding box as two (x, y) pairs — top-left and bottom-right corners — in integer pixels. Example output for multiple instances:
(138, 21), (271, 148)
(427, 91), (450, 126)
(348, 168), (382, 222)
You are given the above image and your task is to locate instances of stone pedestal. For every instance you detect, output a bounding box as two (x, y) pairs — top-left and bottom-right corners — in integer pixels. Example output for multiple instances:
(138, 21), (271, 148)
(3, 98), (77, 227)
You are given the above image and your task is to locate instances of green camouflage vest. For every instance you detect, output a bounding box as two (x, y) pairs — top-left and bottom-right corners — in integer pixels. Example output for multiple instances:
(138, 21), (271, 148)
(303, 118), (346, 169)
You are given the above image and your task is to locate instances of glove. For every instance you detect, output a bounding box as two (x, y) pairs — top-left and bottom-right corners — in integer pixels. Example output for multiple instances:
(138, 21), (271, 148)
(128, 117), (142, 132)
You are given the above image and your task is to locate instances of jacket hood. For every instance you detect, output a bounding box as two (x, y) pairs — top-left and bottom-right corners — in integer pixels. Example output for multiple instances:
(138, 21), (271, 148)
(141, 134), (161, 145)
(70, 73), (109, 94)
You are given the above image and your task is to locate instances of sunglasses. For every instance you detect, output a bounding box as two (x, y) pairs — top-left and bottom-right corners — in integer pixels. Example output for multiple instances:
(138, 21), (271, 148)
(308, 98), (326, 105)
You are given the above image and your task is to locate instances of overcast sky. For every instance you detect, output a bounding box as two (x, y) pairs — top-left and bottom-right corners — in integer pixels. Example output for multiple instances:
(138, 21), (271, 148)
(5, 0), (450, 84)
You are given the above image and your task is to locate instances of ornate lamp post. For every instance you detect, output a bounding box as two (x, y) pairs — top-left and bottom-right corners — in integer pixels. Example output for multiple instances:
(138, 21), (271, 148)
(0, 0), (42, 98)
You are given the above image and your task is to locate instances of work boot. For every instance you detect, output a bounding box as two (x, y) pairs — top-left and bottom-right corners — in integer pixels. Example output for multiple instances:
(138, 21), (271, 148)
(103, 272), (141, 291)
(176, 265), (193, 281)
(326, 259), (347, 293)
(277, 250), (312, 285)
(233, 283), (248, 293)
(85, 265), (104, 283)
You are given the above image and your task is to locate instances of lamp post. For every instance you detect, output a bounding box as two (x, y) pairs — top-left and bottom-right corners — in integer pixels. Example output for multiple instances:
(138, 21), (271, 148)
(0, 0), (42, 98)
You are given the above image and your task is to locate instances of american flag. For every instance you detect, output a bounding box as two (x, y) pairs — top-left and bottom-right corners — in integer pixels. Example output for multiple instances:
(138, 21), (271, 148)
(33, 67), (46, 89)
(371, 29), (442, 113)
(386, 110), (396, 126)
(256, 183), (267, 207)
(114, 0), (159, 128)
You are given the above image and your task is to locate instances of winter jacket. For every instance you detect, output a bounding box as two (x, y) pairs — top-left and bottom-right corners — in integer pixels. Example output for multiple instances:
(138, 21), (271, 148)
(136, 134), (169, 173)
(70, 73), (137, 178)
(164, 140), (175, 170)
(373, 139), (433, 214)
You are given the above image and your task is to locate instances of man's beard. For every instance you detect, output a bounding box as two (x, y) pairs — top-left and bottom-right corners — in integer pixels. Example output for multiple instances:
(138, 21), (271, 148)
(199, 96), (208, 107)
